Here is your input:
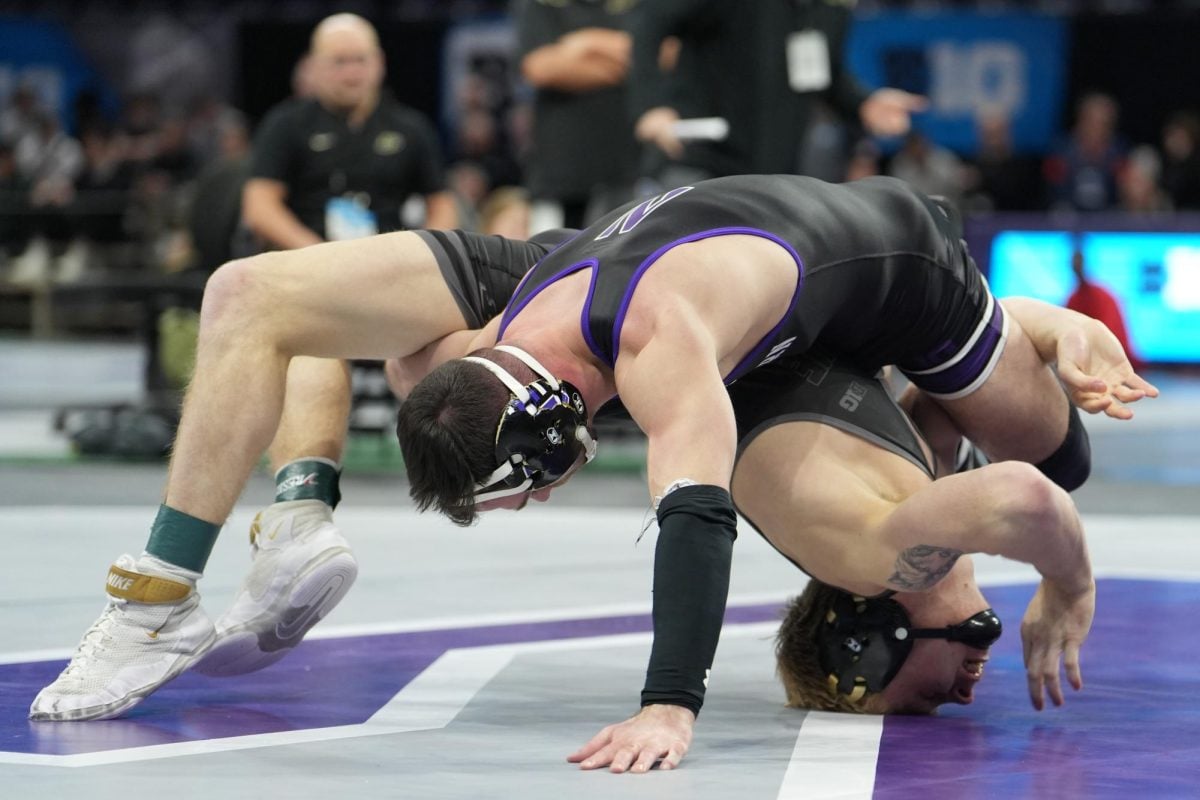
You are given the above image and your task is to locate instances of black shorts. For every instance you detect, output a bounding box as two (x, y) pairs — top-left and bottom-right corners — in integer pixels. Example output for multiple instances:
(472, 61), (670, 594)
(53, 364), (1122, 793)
(731, 349), (934, 479)
(414, 228), (576, 328)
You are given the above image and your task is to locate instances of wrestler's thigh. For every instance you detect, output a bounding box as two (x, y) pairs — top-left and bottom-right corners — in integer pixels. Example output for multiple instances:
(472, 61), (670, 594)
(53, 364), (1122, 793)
(932, 316), (1069, 464)
(237, 232), (469, 359)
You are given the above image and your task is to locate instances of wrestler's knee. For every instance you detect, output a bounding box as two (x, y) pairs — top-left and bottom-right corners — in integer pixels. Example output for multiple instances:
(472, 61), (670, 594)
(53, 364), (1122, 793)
(1034, 403), (1091, 491)
(199, 255), (277, 333)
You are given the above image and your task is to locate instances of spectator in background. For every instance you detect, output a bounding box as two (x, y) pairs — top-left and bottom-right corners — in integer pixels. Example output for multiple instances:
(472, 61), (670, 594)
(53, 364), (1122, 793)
(181, 114), (252, 274)
(1160, 110), (1200, 210)
(1066, 248), (1140, 369)
(291, 53), (320, 100)
(0, 143), (31, 270)
(445, 160), (490, 233)
(1117, 145), (1171, 214)
(844, 137), (881, 181)
(0, 85), (42, 147)
(887, 130), (965, 210)
(185, 94), (249, 170)
(14, 111), (83, 187)
(1045, 92), (1126, 212)
(628, 0), (925, 187)
(479, 185), (531, 238)
(965, 111), (1043, 212)
(55, 123), (138, 282)
(454, 107), (523, 192)
(7, 112), (84, 285)
(241, 12), (456, 251)
(514, 0), (639, 232)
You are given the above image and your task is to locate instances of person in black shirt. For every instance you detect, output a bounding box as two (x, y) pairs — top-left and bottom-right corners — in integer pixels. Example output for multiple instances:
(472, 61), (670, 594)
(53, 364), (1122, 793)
(627, 0), (926, 185)
(242, 13), (455, 249)
(514, 0), (640, 231)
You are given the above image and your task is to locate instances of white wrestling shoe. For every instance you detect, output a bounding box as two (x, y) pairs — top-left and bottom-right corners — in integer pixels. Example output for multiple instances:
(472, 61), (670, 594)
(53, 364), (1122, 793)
(30, 555), (216, 721)
(193, 500), (357, 677)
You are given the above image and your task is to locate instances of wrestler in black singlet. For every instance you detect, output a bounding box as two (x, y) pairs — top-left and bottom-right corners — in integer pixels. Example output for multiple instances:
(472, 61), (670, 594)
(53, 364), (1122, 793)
(498, 175), (1007, 399)
(729, 349), (934, 576)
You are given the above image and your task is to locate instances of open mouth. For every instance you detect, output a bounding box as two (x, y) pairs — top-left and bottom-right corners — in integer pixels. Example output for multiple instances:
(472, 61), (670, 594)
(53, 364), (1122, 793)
(963, 658), (988, 679)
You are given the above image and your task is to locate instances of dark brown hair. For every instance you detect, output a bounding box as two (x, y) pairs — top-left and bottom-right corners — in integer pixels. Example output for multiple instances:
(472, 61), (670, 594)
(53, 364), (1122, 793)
(396, 358), (510, 526)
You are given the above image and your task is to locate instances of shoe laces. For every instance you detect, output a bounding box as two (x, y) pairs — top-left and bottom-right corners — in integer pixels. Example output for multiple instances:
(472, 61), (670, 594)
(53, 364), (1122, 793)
(62, 600), (125, 676)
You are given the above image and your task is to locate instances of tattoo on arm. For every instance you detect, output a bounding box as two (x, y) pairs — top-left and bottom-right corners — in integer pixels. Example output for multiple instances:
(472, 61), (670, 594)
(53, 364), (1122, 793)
(888, 545), (963, 591)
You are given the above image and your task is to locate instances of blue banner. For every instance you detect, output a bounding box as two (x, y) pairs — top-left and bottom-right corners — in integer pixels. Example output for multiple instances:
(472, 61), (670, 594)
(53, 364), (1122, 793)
(0, 17), (114, 133)
(846, 11), (1067, 155)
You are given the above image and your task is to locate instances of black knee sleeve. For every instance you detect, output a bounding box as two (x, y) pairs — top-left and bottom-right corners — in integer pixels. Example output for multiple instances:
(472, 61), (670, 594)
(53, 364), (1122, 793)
(1034, 403), (1091, 491)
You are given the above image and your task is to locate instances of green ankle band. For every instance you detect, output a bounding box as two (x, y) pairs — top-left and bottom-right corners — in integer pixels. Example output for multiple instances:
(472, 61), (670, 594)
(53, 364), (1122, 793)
(275, 458), (342, 508)
(145, 505), (221, 573)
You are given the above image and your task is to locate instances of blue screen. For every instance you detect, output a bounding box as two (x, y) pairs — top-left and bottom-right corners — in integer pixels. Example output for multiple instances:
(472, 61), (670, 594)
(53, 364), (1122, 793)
(988, 230), (1200, 363)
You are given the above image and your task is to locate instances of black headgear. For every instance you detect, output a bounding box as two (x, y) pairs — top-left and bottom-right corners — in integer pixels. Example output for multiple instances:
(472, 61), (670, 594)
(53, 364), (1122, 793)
(817, 592), (1002, 700)
(463, 346), (597, 503)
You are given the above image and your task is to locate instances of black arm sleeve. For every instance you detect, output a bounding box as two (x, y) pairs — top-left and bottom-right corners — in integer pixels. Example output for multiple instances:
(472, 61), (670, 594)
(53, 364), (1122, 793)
(641, 484), (737, 716)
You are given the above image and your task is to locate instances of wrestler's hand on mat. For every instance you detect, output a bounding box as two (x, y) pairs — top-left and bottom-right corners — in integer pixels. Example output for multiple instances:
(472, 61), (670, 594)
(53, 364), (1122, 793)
(1020, 577), (1096, 710)
(1054, 320), (1159, 419)
(567, 704), (694, 773)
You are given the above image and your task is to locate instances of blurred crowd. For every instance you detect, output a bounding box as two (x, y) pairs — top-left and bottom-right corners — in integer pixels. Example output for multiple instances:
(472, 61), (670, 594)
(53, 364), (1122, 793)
(846, 92), (1200, 216)
(1, 7), (1199, 295)
(0, 85), (250, 285)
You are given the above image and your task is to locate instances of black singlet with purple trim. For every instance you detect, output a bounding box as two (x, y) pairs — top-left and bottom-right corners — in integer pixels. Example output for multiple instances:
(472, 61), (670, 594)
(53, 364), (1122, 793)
(498, 175), (999, 392)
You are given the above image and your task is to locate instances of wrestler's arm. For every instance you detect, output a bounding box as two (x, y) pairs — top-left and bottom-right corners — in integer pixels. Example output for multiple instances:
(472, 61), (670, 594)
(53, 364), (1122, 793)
(385, 316), (502, 400)
(868, 462), (1094, 710)
(567, 307), (737, 774)
(1000, 297), (1158, 419)
(242, 177), (323, 250)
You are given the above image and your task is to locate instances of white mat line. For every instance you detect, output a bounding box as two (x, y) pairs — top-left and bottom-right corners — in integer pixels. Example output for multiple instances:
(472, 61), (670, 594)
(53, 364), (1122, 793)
(0, 595), (793, 665)
(777, 712), (884, 800)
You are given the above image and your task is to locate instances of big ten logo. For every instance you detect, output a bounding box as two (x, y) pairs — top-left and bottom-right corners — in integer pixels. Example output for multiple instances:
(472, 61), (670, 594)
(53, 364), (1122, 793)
(928, 41), (1026, 118)
(882, 41), (1027, 119)
(0, 67), (65, 119)
(839, 380), (870, 412)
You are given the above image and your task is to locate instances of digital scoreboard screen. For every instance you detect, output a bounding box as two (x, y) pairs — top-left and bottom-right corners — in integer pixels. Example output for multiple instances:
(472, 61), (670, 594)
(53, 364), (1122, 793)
(968, 218), (1200, 365)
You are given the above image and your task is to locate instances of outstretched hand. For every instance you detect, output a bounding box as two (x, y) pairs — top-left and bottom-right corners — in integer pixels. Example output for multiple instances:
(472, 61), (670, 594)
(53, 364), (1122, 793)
(1020, 577), (1095, 710)
(567, 704), (695, 773)
(1054, 321), (1158, 419)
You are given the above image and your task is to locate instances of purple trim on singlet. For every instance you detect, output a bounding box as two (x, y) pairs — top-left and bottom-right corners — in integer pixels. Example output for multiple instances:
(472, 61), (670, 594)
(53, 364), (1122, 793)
(905, 299), (1006, 395)
(498, 259), (598, 341)
(608, 227), (805, 379)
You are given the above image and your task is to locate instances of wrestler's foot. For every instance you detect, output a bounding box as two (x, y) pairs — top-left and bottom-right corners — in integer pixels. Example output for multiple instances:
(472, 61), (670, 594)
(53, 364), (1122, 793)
(30, 555), (215, 721)
(193, 500), (357, 676)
